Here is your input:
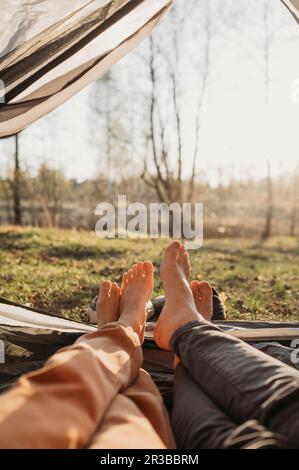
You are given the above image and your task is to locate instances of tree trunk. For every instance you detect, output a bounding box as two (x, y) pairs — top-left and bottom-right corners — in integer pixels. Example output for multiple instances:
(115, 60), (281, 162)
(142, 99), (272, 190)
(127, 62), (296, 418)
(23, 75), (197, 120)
(13, 134), (22, 225)
(290, 206), (297, 237)
(188, 5), (211, 202)
(261, 160), (273, 240)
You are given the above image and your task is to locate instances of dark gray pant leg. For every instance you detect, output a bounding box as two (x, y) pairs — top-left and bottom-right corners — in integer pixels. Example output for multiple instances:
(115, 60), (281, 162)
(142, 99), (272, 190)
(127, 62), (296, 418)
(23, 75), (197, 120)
(172, 364), (236, 449)
(172, 364), (281, 449)
(171, 321), (299, 448)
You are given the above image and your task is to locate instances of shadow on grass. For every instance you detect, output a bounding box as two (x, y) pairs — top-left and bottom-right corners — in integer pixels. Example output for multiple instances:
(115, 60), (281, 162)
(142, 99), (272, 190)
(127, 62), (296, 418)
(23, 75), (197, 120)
(45, 244), (123, 260)
(202, 241), (299, 258)
(252, 241), (299, 256)
(33, 286), (97, 320)
(0, 230), (40, 251)
(0, 231), (34, 241)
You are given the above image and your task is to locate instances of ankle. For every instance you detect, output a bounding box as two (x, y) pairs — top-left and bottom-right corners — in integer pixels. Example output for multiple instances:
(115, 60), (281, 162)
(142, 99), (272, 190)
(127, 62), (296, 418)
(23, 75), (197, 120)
(119, 312), (143, 335)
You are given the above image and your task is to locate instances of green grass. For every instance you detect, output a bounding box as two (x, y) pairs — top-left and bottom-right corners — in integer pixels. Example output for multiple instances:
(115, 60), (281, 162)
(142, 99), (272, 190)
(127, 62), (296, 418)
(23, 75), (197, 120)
(0, 226), (298, 322)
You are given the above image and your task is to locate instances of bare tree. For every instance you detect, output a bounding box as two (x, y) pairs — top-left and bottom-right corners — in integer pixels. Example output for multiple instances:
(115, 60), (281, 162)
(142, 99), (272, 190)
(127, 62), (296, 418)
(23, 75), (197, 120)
(261, 0), (274, 240)
(227, 0), (287, 240)
(142, 1), (214, 204)
(103, 72), (113, 184)
(0, 178), (13, 223)
(34, 165), (68, 228)
(189, 3), (212, 202)
(261, 159), (273, 240)
(141, 36), (176, 205)
(8, 134), (22, 225)
(89, 72), (114, 184)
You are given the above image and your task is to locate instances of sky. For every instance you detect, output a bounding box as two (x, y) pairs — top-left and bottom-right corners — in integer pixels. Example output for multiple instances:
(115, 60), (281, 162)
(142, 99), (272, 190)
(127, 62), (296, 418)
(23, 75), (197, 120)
(1, 0), (299, 184)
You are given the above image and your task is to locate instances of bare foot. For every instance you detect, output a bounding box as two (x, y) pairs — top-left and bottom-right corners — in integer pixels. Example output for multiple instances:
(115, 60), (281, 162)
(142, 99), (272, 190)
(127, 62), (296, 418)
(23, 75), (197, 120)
(154, 241), (203, 350)
(119, 261), (154, 341)
(96, 281), (121, 328)
(180, 244), (191, 281)
(190, 280), (213, 321)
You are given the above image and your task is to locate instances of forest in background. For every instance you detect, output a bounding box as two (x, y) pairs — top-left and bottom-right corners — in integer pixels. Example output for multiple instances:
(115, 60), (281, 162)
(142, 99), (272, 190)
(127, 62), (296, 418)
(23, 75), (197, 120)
(0, 162), (298, 239)
(0, 0), (298, 240)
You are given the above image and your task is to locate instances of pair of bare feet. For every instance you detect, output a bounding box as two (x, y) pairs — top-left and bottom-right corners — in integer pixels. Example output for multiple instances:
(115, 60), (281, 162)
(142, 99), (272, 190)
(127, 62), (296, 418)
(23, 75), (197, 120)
(96, 241), (213, 350)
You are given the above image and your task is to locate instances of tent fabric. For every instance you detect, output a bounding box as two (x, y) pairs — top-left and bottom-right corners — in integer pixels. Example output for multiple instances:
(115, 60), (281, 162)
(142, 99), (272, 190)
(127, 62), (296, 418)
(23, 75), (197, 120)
(0, 1), (298, 138)
(1, 298), (299, 342)
(282, 0), (299, 22)
(1, 302), (299, 405)
(0, 0), (173, 137)
(0, 302), (95, 333)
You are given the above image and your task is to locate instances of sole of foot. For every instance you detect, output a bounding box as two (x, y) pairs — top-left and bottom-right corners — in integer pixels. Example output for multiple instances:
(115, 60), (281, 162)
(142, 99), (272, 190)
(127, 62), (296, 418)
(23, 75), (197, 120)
(154, 241), (204, 351)
(190, 280), (213, 321)
(96, 280), (121, 328)
(119, 261), (154, 341)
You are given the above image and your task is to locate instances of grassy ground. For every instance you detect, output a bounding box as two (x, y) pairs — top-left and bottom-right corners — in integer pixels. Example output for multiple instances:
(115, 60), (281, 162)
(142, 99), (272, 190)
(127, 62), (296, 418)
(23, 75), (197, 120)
(0, 226), (298, 322)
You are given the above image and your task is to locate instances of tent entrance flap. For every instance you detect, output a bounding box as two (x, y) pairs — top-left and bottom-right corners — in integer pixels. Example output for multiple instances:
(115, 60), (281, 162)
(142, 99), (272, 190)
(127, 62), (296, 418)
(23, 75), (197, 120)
(0, 1), (298, 138)
(0, 0), (173, 138)
(0, 302), (95, 333)
(282, 0), (299, 22)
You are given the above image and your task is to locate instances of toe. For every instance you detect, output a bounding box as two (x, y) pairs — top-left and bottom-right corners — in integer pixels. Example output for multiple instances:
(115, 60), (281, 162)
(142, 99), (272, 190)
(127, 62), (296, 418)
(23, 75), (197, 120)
(133, 264), (139, 277)
(177, 245), (186, 264)
(111, 282), (120, 313)
(183, 252), (190, 278)
(144, 261), (153, 277)
(99, 280), (111, 302)
(137, 262), (144, 276)
(190, 280), (200, 298)
(165, 240), (181, 260)
(197, 281), (213, 320)
(110, 282), (119, 298)
(128, 269), (134, 281)
(121, 272), (128, 290)
(102, 280), (111, 295)
(198, 281), (212, 300)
